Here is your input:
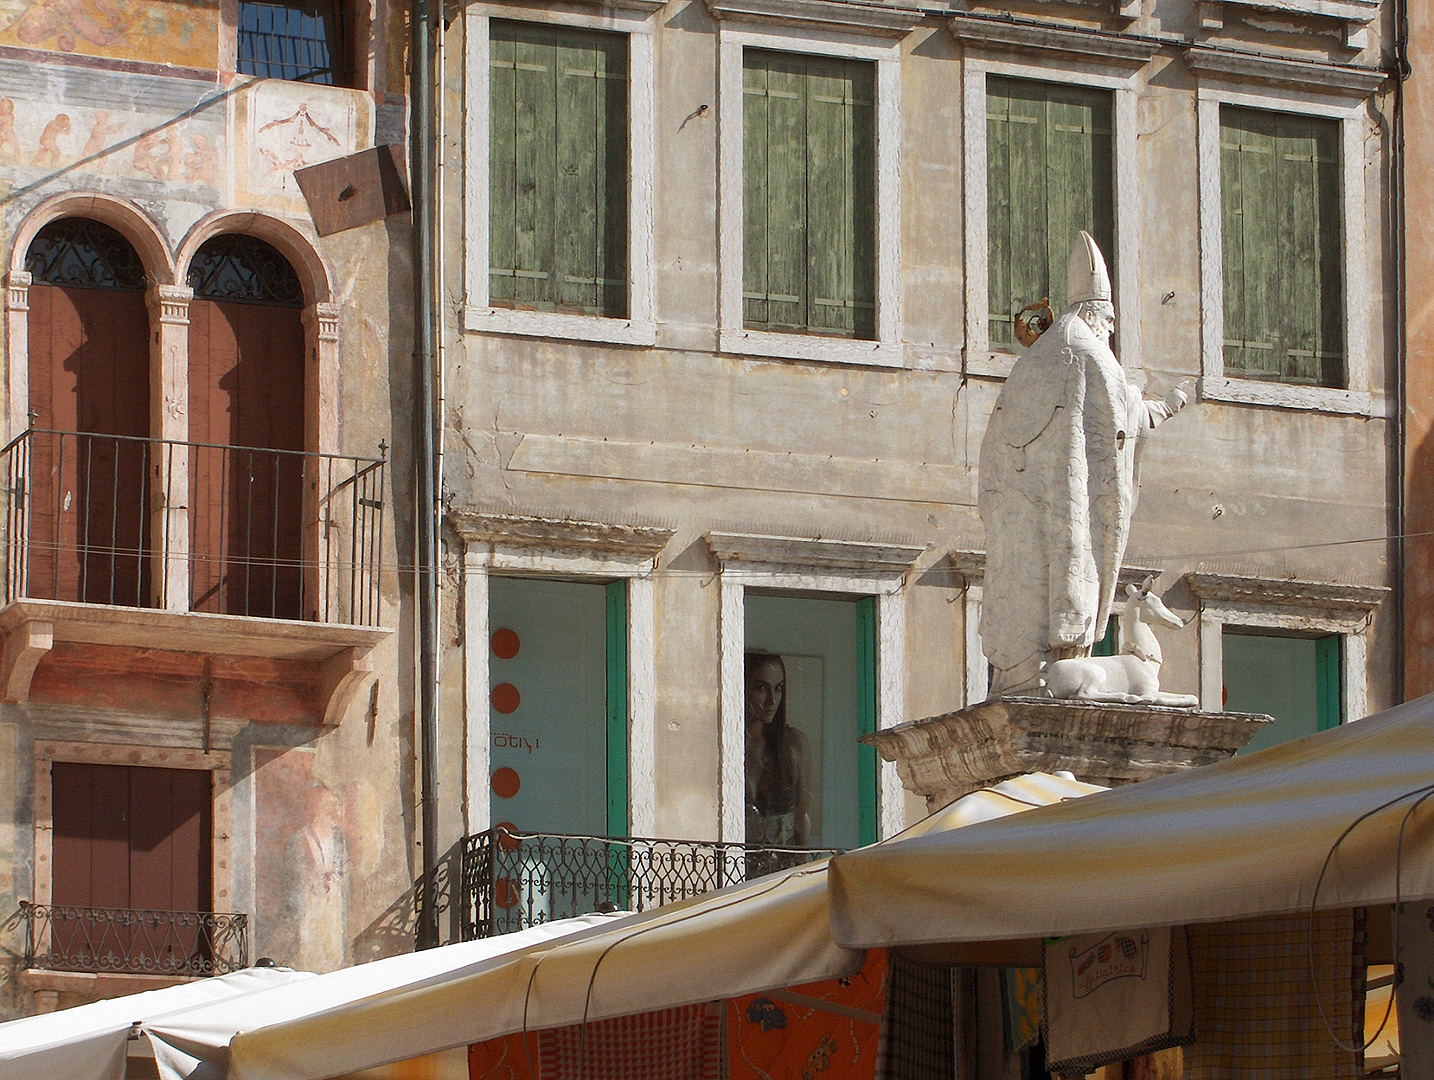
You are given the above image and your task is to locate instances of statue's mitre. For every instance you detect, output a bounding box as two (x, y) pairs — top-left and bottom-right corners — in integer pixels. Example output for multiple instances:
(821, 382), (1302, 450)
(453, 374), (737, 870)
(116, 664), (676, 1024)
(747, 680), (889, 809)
(1066, 230), (1112, 304)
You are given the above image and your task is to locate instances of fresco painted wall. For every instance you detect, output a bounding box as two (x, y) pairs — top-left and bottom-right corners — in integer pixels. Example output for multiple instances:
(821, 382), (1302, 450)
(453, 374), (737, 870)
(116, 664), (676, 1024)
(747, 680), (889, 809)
(0, 0), (218, 69)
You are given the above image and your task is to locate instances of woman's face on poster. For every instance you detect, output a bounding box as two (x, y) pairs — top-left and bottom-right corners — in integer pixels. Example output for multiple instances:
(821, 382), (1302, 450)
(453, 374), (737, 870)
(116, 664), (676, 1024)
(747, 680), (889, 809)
(746, 660), (785, 726)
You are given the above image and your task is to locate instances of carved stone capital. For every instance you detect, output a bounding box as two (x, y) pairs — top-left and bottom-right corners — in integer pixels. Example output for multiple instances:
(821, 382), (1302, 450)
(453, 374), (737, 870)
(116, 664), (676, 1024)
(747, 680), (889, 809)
(6, 270), (31, 312)
(304, 302), (341, 343)
(146, 284), (193, 325)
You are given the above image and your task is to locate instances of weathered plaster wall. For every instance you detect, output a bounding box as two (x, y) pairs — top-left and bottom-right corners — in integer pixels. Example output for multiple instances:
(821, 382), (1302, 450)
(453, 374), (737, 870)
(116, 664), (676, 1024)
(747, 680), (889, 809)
(439, 0), (1396, 852)
(1405, 0), (1434, 698)
(0, 41), (416, 1017)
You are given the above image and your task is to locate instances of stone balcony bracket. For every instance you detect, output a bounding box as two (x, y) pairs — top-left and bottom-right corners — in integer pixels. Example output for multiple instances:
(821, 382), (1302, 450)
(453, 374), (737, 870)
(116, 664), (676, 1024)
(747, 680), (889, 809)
(0, 599), (389, 725)
(864, 696), (1273, 810)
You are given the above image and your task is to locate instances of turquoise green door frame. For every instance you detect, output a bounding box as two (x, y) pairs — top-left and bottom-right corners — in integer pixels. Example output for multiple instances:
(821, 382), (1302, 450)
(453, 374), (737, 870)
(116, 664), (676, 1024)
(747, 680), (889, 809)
(855, 596), (879, 847)
(605, 580), (630, 837)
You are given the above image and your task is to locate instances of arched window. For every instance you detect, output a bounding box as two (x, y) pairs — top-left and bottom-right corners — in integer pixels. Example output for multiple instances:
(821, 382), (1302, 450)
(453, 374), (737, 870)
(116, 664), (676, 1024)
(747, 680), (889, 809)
(25, 218), (151, 606)
(186, 234), (306, 620)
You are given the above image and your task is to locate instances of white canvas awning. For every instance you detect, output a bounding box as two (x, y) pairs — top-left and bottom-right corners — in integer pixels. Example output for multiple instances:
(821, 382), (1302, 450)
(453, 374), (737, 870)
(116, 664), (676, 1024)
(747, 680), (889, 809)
(140, 774), (1097, 1080)
(0, 965), (311, 1080)
(827, 694), (1434, 950)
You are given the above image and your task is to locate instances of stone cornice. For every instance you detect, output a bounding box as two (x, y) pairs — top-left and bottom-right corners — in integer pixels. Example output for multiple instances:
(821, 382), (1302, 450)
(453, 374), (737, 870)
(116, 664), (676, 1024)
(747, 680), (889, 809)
(1183, 45), (1386, 95)
(944, 550), (1168, 589)
(707, 531), (924, 574)
(1184, 572), (1388, 616)
(452, 510), (675, 560)
(949, 14), (1158, 67)
(706, 0), (925, 37)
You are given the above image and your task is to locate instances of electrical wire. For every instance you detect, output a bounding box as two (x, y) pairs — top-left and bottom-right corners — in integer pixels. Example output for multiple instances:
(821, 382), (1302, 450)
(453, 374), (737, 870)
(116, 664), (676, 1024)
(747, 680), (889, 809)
(1308, 782), (1434, 1054)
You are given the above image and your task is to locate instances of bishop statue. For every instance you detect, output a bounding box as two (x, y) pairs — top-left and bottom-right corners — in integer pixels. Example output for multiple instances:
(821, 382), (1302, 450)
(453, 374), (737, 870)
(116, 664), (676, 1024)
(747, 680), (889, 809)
(978, 232), (1187, 698)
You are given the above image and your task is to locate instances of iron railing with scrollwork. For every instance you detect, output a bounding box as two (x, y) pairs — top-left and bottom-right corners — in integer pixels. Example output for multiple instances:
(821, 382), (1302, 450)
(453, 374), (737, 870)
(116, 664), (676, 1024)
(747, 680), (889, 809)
(458, 829), (839, 940)
(0, 429), (385, 625)
(8, 902), (249, 976)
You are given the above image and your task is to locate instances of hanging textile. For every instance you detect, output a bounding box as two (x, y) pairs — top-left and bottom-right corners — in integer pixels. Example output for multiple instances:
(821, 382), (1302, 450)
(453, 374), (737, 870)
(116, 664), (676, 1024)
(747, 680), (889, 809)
(1002, 967), (1041, 1056)
(876, 951), (953, 1080)
(730, 949), (887, 1080)
(1184, 911), (1361, 1079)
(1042, 926), (1193, 1075)
(1396, 901), (1434, 1080)
(536, 1004), (722, 1080)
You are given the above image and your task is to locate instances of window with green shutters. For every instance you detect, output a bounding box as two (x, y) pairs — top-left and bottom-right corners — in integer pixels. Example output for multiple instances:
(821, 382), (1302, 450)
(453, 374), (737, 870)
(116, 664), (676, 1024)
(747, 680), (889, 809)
(986, 78), (1114, 350)
(743, 50), (876, 339)
(489, 21), (628, 318)
(1220, 106), (1344, 387)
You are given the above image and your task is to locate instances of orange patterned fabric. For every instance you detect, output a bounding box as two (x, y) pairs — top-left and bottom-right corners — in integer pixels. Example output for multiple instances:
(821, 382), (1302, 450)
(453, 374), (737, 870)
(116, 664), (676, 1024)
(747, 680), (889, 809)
(729, 950), (887, 1080)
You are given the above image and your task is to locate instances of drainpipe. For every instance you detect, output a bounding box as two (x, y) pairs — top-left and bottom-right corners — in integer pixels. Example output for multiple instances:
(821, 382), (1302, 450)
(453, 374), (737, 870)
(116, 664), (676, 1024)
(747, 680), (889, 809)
(1391, 0), (1410, 703)
(410, 0), (440, 949)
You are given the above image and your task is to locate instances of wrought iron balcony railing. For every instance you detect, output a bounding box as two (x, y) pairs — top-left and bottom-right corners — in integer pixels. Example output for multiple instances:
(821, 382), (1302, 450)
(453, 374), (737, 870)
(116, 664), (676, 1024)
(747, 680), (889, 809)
(8, 902), (249, 977)
(0, 429), (385, 625)
(459, 828), (839, 940)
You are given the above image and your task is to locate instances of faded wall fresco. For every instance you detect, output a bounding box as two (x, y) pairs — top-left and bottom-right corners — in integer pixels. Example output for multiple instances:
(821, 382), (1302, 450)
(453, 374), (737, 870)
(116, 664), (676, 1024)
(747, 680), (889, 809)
(0, 0), (218, 69)
(253, 746), (383, 973)
(0, 56), (223, 235)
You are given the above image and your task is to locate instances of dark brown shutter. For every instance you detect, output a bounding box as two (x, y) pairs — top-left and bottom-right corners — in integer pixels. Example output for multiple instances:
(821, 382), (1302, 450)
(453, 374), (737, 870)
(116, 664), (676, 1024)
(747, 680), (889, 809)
(188, 299), (306, 619)
(26, 283), (150, 605)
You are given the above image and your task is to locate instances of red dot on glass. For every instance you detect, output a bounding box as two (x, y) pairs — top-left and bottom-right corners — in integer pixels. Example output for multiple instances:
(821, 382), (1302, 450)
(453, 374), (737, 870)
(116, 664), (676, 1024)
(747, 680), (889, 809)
(495, 878), (520, 909)
(491, 683), (520, 714)
(495, 821), (521, 851)
(491, 628), (520, 660)
(491, 767), (521, 799)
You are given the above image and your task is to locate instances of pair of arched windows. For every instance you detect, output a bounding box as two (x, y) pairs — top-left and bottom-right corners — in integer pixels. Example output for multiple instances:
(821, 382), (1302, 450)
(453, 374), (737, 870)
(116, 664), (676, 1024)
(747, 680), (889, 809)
(21, 219), (307, 618)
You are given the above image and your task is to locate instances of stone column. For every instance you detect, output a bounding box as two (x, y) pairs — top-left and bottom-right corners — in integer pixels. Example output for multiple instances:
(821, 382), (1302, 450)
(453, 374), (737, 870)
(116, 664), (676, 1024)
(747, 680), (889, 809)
(301, 302), (340, 621)
(5, 270), (30, 443)
(147, 285), (192, 612)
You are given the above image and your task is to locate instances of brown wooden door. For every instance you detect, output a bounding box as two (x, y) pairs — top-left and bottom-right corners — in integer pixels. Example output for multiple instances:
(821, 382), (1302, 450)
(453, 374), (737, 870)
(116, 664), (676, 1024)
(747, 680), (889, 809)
(50, 763), (211, 973)
(26, 279), (151, 606)
(188, 298), (305, 619)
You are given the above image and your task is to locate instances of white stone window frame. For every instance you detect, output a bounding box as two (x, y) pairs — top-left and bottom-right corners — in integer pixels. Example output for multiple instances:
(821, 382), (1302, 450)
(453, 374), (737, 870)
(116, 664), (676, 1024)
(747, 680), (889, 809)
(707, 533), (922, 843)
(1194, 75), (1376, 416)
(959, 31), (1148, 379)
(1186, 573), (1387, 723)
(462, 0), (660, 348)
(456, 516), (671, 838)
(716, 22), (905, 369)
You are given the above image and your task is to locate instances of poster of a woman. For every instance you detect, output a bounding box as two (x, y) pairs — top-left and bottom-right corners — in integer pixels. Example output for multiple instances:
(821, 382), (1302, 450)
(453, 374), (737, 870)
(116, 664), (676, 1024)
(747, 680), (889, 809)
(744, 652), (811, 848)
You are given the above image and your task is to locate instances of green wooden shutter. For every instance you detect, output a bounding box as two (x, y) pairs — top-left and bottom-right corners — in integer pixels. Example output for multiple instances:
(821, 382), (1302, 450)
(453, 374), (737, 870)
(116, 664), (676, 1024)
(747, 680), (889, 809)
(855, 596), (878, 847)
(986, 78), (1113, 348)
(743, 50), (875, 339)
(605, 580), (629, 837)
(490, 21), (628, 318)
(1221, 106), (1343, 387)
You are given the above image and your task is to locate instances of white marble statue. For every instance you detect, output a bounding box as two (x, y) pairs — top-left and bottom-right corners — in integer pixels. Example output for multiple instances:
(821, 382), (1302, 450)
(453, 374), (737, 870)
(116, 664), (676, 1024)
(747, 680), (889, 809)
(978, 231), (1188, 699)
(1040, 577), (1200, 706)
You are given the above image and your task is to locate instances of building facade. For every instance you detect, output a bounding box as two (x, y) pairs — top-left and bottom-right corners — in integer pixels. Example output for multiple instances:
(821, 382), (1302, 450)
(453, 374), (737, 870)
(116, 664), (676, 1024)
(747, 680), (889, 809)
(436, 0), (1397, 902)
(0, 0), (417, 1017)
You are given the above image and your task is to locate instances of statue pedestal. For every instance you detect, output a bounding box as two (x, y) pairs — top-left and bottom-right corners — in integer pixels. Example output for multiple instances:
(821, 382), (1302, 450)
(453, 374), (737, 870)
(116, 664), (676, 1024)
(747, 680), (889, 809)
(863, 697), (1273, 811)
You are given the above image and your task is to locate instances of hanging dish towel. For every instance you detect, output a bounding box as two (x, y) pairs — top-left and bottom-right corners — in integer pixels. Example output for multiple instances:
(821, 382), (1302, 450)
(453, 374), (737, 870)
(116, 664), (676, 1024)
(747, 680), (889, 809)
(1184, 911), (1361, 1080)
(1043, 926), (1194, 1076)
(537, 1003), (722, 1080)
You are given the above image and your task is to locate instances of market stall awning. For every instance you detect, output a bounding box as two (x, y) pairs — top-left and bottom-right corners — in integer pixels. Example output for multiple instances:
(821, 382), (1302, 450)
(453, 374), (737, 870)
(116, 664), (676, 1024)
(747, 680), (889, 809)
(827, 693), (1434, 950)
(146, 774), (1097, 1080)
(145, 914), (624, 1080)
(0, 965), (311, 1080)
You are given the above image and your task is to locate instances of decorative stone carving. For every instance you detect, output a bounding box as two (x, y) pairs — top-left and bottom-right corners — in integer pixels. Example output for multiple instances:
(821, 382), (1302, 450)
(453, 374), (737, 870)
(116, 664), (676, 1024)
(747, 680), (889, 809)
(862, 697), (1272, 809)
(978, 232), (1187, 698)
(1042, 576), (1200, 706)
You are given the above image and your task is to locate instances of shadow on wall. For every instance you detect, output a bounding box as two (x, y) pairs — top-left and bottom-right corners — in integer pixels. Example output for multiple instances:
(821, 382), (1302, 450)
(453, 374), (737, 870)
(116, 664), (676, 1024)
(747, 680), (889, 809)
(351, 839), (465, 961)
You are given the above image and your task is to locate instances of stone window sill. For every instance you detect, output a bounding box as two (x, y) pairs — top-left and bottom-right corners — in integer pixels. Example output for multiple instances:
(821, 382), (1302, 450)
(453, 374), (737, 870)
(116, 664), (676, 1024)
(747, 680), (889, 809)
(463, 306), (658, 347)
(1199, 375), (1377, 417)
